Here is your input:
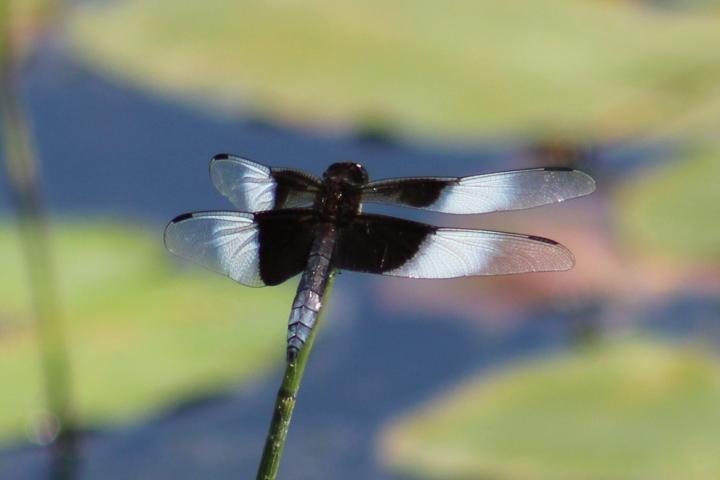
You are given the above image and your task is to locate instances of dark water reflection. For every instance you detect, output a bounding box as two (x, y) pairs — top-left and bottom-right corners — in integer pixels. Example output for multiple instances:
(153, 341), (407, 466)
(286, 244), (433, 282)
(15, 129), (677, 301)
(0, 48), (700, 479)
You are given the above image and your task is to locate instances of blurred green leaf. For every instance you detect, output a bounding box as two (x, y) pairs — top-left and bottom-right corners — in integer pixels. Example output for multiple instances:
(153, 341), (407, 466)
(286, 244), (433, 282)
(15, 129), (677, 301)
(0, 221), (292, 444)
(382, 339), (720, 480)
(617, 152), (720, 261)
(68, 0), (720, 140)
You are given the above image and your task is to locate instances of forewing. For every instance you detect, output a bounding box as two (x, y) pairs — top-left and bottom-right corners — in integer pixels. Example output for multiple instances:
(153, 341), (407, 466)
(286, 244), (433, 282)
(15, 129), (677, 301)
(361, 167), (595, 214)
(210, 154), (321, 211)
(164, 209), (316, 286)
(335, 214), (574, 278)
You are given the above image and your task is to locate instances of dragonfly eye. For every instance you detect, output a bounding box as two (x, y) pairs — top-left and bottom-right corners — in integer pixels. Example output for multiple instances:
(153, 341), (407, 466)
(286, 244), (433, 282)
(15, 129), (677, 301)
(350, 163), (369, 185)
(324, 162), (369, 185)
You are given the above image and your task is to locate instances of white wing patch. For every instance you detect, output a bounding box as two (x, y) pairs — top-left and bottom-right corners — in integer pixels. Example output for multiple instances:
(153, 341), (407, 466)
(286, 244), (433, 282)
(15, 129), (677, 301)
(164, 212), (264, 287)
(210, 155), (276, 212)
(433, 168), (596, 214)
(386, 229), (574, 278)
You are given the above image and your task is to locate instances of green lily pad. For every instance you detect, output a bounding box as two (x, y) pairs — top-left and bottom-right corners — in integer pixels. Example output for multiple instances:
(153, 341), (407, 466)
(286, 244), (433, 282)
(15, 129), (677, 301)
(0, 221), (293, 444)
(382, 339), (720, 480)
(68, 0), (720, 139)
(616, 152), (720, 262)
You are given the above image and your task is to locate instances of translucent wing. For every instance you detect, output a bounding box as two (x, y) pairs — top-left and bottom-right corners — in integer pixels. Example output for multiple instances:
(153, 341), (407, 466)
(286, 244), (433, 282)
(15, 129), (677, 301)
(335, 213), (574, 278)
(164, 211), (264, 286)
(164, 209), (316, 287)
(210, 154), (321, 212)
(361, 167), (595, 214)
(385, 229), (574, 278)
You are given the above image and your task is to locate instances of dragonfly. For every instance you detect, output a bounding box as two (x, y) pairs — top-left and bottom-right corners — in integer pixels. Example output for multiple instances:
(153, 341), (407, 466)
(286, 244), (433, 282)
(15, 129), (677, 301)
(164, 154), (596, 361)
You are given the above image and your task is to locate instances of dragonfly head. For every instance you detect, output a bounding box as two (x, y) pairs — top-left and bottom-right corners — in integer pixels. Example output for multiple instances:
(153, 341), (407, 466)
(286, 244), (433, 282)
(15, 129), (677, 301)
(323, 162), (369, 186)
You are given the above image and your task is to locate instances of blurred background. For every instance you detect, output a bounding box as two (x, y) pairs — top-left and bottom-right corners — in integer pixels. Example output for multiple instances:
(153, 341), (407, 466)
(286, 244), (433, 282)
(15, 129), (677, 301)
(1, 0), (719, 479)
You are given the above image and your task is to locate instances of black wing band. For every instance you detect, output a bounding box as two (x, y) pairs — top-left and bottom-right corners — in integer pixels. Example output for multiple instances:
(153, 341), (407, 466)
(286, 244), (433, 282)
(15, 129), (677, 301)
(335, 214), (431, 274)
(255, 209), (317, 285)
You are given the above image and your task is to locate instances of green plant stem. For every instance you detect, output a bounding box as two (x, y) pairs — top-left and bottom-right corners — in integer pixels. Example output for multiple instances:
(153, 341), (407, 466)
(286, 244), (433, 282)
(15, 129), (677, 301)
(0, 5), (78, 478)
(256, 278), (335, 480)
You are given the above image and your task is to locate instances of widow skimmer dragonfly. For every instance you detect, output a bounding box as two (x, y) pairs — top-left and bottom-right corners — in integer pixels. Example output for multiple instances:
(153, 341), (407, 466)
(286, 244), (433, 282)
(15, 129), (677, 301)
(164, 155), (595, 361)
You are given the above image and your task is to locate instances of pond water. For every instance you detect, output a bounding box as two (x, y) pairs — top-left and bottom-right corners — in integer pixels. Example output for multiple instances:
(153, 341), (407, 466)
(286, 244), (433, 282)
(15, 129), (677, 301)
(0, 47), (705, 479)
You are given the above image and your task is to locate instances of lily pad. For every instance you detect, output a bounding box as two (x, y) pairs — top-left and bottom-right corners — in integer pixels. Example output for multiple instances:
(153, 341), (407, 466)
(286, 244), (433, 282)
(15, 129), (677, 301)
(0, 221), (292, 444)
(382, 339), (720, 480)
(616, 152), (720, 262)
(68, 0), (720, 139)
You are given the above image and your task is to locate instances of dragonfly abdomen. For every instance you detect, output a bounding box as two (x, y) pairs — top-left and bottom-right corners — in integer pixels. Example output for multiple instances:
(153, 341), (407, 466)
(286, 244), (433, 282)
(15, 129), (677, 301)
(286, 224), (337, 362)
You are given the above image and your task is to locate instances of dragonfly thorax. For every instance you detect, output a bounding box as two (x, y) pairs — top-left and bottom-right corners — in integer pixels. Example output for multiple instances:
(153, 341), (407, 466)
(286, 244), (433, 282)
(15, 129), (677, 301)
(316, 162), (367, 223)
